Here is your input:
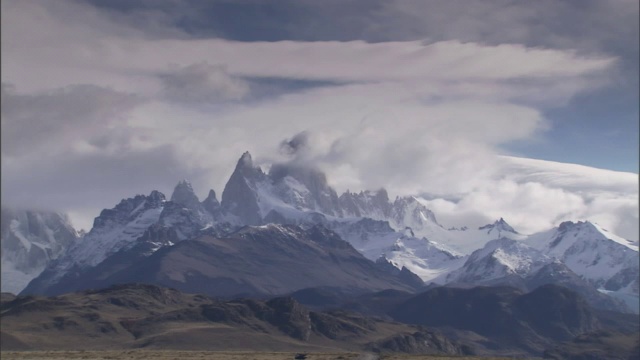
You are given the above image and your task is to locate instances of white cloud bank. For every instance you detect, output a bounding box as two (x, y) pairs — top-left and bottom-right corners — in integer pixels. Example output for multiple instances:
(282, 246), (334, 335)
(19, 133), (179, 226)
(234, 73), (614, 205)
(1, 0), (637, 241)
(420, 156), (638, 240)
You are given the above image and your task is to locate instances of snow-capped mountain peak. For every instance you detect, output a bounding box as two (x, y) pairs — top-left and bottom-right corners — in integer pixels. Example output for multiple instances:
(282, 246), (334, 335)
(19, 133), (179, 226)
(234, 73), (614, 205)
(220, 152), (265, 225)
(76, 191), (168, 267)
(268, 162), (342, 216)
(587, 222), (638, 251)
(526, 220), (639, 291)
(20, 191), (170, 295)
(447, 237), (549, 284)
(17, 151), (638, 314)
(478, 217), (519, 235)
(170, 179), (200, 209)
(529, 220), (638, 253)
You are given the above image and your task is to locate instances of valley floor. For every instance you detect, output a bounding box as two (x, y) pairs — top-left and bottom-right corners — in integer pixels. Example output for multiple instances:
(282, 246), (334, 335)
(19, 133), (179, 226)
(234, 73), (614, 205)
(0, 351), (515, 360)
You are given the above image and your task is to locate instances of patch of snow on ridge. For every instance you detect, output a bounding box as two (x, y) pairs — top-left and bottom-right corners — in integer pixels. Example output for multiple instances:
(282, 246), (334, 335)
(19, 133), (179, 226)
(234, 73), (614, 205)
(446, 238), (549, 284)
(526, 221), (638, 289)
(254, 178), (315, 222)
(73, 206), (164, 268)
(384, 236), (466, 284)
(590, 222), (638, 251)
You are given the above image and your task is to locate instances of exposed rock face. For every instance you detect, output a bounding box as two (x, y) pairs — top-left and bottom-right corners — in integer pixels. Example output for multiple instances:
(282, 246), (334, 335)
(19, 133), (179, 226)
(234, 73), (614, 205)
(92, 191), (165, 230)
(340, 189), (392, 219)
(375, 257), (424, 289)
(269, 163), (343, 216)
(390, 196), (440, 230)
(219, 152), (444, 240)
(201, 189), (221, 217)
(21, 191), (167, 295)
(28, 224), (421, 297)
(15, 151), (638, 318)
(478, 217), (519, 236)
(170, 180), (201, 210)
(162, 180), (225, 241)
(1, 208), (79, 294)
(22, 179), (239, 297)
(220, 152), (264, 225)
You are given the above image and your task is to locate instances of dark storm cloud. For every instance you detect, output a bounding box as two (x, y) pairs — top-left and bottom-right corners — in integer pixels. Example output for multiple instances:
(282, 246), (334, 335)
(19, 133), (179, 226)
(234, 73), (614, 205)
(1, 84), (142, 157)
(81, 0), (638, 94)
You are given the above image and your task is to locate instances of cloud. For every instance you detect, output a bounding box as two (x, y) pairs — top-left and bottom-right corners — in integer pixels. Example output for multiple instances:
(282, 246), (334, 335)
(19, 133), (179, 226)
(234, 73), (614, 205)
(1, 83), (142, 157)
(0, 0), (636, 241)
(279, 131), (310, 157)
(419, 157), (639, 240)
(84, 0), (637, 57)
(159, 62), (249, 104)
(0, 144), (198, 231)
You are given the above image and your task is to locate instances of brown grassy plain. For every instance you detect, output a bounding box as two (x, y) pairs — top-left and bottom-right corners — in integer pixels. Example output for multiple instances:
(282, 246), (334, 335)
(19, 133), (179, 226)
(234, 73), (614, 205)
(0, 351), (514, 360)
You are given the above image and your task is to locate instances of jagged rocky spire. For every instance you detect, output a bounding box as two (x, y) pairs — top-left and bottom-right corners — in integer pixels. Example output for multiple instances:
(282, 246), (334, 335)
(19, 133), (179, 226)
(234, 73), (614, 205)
(170, 179), (200, 209)
(220, 151), (264, 225)
(202, 189), (221, 215)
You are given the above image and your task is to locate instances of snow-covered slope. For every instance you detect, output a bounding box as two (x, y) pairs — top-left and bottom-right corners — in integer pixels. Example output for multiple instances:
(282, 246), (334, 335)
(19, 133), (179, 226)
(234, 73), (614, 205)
(21, 180), (238, 296)
(526, 221), (639, 291)
(71, 191), (167, 269)
(22, 191), (167, 294)
(328, 218), (462, 283)
(218, 152), (572, 284)
(160, 180), (222, 240)
(1, 208), (79, 293)
(446, 238), (549, 286)
(445, 234), (636, 313)
(431, 217), (526, 256)
(442, 219), (639, 312)
(220, 152), (344, 224)
(218, 152), (487, 282)
(16, 151), (638, 310)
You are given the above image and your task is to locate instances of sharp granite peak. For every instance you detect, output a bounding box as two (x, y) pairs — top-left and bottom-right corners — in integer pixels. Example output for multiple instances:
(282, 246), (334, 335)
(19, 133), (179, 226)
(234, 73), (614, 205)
(479, 218), (519, 235)
(170, 179), (200, 209)
(220, 151), (442, 231)
(7, 151), (639, 314)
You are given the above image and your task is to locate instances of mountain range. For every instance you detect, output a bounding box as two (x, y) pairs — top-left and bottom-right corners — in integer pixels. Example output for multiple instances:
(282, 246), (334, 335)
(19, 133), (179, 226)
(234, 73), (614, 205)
(2, 151), (638, 315)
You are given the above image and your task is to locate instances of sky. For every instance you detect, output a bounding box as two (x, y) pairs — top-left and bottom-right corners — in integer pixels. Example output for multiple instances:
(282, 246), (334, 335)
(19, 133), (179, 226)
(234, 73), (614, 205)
(1, 0), (638, 240)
